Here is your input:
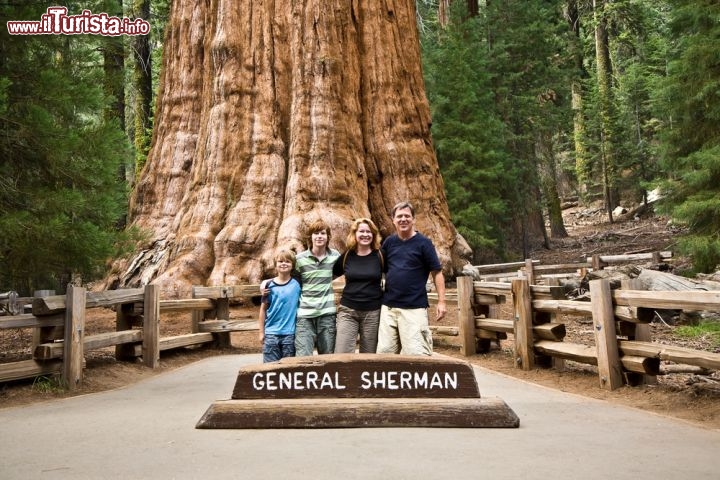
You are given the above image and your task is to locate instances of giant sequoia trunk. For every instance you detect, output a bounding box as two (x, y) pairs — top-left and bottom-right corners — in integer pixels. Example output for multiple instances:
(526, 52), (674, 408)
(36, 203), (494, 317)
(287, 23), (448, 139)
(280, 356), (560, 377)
(105, 0), (471, 297)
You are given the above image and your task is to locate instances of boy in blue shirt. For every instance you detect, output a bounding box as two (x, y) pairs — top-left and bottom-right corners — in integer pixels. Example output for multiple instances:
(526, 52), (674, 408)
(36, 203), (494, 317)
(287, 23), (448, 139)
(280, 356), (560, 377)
(258, 249), (301, 362)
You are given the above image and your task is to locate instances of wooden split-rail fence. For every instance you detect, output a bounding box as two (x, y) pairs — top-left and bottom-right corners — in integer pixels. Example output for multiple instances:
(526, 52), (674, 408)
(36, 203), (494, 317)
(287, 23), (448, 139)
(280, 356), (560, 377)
(429, 252), (720, 390)
(1, 251), (718, 391)
(0, 284), (261, 390)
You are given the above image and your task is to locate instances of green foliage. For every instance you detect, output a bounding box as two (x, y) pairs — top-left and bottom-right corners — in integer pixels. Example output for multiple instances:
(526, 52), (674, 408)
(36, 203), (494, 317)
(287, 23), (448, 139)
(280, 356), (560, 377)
(421, 1), (574, 259)
(610, 2), (670, 200)
(675, 319), (720, 348)
(32, 375), (65, 394)
(421, 6), (511, 259)
(0, 4), (135, 294)
(655, 1), (720, 272)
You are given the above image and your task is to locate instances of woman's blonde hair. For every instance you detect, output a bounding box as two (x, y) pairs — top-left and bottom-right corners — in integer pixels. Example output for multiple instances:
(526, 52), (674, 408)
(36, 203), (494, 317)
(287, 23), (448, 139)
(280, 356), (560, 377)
(345, 217), (382, 251)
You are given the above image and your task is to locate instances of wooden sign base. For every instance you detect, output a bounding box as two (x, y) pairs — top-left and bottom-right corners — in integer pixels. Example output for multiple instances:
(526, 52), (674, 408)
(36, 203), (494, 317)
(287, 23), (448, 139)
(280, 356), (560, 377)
(196, 354), (519, 429)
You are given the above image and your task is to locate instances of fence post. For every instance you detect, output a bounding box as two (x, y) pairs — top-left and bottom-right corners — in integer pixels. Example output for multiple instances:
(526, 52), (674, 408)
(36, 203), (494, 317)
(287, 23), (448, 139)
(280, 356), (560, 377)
(191, 287), (202, 333)
(457, 276), (476, 356)
(32, 289), (61, 349)
(115, 302), (137, 361)
(620, 278), (656, 385)
(511, 279), (534, 370)
(63, 285), (86, 391)
(524, 259), (535, 285)
(543, 278), (565, 372)
(214, 287), (232, 348)
(589, 279), (623, 390)
(143, 284), (160, 368)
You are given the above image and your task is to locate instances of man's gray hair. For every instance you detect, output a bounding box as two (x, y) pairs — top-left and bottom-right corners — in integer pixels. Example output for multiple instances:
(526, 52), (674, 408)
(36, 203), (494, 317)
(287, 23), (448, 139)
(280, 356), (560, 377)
(391, 201), (415, 217)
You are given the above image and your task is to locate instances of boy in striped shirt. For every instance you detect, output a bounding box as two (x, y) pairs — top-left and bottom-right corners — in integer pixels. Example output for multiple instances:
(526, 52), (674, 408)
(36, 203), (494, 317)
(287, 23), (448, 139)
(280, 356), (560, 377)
(294, 220), (340, 356)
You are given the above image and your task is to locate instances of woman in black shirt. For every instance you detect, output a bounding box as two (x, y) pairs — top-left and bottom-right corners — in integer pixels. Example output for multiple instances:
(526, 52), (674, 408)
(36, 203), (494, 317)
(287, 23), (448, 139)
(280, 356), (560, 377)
(332, 217), (384, 353)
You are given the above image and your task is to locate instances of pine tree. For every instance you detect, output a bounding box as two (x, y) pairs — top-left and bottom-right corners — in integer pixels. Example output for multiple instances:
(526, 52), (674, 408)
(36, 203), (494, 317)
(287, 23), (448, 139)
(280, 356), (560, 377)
(483, 0), (573, 250)
(656, 1), (720, 272)
(0, 4), (134, 294)
(421, 3), (512, 261)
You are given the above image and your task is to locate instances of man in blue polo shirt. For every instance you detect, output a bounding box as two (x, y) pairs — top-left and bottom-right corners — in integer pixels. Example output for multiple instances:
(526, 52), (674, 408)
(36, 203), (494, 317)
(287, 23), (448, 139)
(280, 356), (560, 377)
(376, 201), (446, 356)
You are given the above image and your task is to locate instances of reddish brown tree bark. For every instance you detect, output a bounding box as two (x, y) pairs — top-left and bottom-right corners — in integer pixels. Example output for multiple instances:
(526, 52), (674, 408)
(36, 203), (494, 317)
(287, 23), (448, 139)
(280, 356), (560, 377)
(105, 0), (471, 297)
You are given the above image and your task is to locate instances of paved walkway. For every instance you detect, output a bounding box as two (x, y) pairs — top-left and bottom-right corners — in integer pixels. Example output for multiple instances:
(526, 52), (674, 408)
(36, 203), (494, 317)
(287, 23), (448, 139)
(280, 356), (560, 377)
(1, 354), (719, 479)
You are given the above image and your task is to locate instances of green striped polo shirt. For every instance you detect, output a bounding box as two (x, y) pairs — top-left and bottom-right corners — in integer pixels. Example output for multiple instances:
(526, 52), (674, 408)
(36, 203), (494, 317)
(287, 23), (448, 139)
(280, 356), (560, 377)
(295, 248), (340, 319)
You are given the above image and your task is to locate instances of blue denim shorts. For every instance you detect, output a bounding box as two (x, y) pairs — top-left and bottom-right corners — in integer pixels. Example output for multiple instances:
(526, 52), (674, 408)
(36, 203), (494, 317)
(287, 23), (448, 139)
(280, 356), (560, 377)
(263, 333), (296, 362)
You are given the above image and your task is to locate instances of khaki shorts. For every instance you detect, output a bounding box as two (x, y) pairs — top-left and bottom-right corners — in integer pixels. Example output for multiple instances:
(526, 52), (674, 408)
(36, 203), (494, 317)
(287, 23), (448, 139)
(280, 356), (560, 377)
(376, 305), (433, 356)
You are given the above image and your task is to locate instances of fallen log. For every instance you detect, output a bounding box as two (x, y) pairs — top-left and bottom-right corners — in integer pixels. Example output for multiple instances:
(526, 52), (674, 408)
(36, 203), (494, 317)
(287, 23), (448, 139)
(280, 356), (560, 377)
(637, 268), (720, 292)
(659, 364), (711, 375)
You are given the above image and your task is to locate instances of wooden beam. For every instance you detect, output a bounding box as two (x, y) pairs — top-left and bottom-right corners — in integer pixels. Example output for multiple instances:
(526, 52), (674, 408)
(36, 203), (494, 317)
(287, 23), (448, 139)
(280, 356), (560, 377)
(475, 318), (514, 333)
(32, 288), (144, 316)
(196, 397), (520, 429)
(619, 340), (720, 370)
(197, 320), (257, 332)
(475, 318), (565, 341)
(0, 359), (63, 383)
(472, 282), (512, 296)
(213, 297), (232, 347)
(34, 330), (143, 360)
(160, 298), (214, 312)
(532, 300), (652, 323)
(511, 279), (534, 370)
(471, 260), (538, 273)
(586, 251), (672, 264)
(159, 333), (214, 350)
(143, 284), (160, 368)
(620, 355), (660, 375)
(590, 280), (624, 390)
(457, 276), (476, 356)
(532, 263), (591, 273)
(613, 289), (720, 310)
(474, 293), (506, 305)
(523, 258), (535, 285)
(429, 325), (459, 336)
(621, 278), (656, 385)
(115, 302), (137, 361)
(62, 285), (86, 391)
(129, 333), (216, 356)
(192, 285), (261, 299)
(0, 313), (64, 329)
(534, 340), (598, 365)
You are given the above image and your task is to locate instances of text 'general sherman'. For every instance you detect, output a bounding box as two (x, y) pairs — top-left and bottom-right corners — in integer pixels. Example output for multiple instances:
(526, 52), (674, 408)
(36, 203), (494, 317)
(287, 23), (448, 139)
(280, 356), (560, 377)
(251, 369), (459, 392)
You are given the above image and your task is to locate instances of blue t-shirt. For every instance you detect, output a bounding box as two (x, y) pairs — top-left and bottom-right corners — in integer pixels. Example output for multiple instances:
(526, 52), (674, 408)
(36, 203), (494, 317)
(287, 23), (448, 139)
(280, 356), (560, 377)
(262, 277), (301, 335)
(381, 232), (441, 309)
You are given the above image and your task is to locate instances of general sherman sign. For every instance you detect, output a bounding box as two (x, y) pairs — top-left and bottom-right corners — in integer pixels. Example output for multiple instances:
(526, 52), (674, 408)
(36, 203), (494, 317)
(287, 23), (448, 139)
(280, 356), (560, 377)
(231, 353), (481, 399)
(197, 353), (521, 428)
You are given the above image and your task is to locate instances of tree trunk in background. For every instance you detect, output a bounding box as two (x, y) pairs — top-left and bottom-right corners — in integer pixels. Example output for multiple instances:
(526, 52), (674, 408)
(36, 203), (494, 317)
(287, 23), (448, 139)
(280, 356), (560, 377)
(132, 0), (152, 177)
(536, 131), (568, 239)
(104, 0), (471, 297)
(593, 0), (617, 220)
(565, 0), (589, 200)
(103, 1), (127, 225)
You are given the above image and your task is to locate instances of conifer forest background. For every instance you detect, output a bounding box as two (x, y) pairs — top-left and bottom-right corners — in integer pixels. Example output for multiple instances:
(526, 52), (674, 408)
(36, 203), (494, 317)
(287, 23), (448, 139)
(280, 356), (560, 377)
(1, 0), (719, 294)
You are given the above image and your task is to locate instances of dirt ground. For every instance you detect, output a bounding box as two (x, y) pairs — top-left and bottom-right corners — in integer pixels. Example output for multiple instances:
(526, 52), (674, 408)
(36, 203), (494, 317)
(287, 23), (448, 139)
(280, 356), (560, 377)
(1, 206), (719, 429)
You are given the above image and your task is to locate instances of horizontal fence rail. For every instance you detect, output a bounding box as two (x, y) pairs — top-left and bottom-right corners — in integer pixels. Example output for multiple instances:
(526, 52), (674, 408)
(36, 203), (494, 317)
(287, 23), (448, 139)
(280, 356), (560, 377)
(2, 251), (718, 393)
(448, 254), (720, 390)
(0, 283), (265, 388)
